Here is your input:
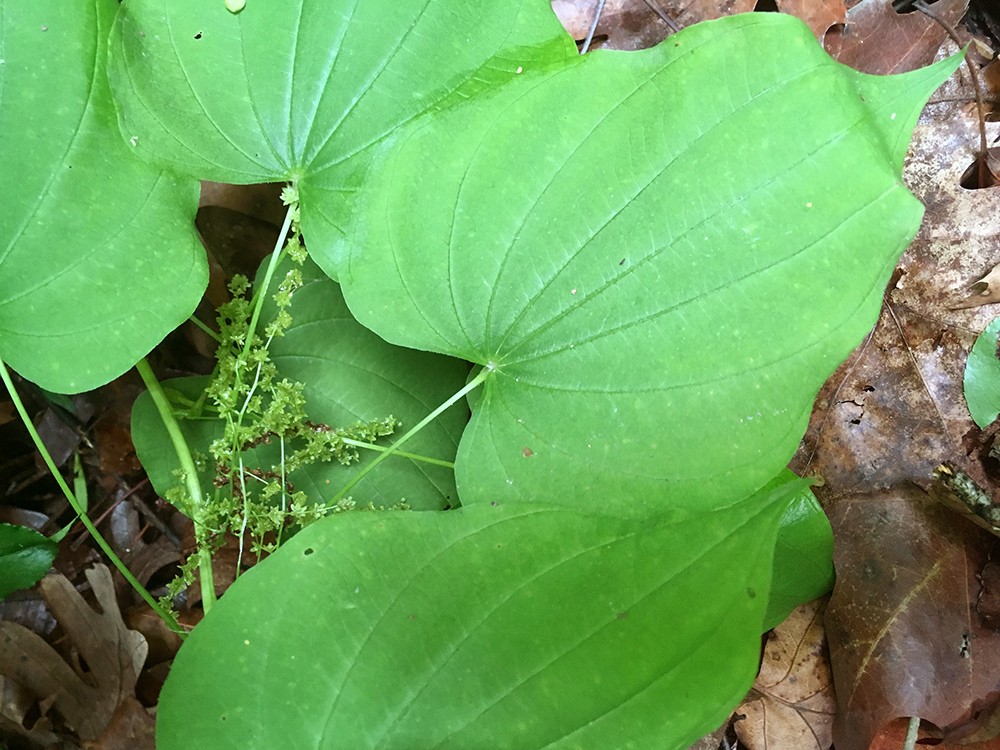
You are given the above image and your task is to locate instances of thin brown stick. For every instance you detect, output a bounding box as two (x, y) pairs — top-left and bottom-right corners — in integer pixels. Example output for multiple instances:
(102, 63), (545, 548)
(914, 0), (990, 182)
(640, 0), (681, 33)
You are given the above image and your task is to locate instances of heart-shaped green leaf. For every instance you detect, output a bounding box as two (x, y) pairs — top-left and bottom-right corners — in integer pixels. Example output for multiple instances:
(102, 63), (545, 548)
(0, 0), (206, 393)
(107, 0), (575, 277)
(157, 482), (796, 750)
(340, 15), (960, 514)
(132, 254), (469, 511)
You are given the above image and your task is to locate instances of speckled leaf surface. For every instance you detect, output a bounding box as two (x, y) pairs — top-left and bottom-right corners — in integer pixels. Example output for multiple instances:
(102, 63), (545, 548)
(0, 0), (205, 392)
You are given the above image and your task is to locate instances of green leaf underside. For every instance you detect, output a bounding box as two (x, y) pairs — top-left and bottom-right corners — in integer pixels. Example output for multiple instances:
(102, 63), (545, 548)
(763, 470), (834, 631)
(157, 485), (795, 750)
(0, 524), (57, 600)
(131, 255), (469, 511)
(342, 15), (961, 514)
(107, 0), (576, 277)
(0, 0), (206, 393)
(964, 315), (1000, 429)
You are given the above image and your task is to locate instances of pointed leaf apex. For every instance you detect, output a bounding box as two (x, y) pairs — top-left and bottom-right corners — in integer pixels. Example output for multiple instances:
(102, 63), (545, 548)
(849, 51), (964, 171)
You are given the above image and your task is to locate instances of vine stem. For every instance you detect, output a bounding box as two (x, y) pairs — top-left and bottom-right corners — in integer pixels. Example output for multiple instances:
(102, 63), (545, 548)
(135, 358), (217, 612)
(914, 0), (992, 184)
(0, 357), (185, 636)
(330, 366), (492, 503)
(240, 200), (295, 368)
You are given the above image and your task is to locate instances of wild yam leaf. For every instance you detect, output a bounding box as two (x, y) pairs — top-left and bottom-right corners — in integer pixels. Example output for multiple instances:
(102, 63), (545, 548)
(107, 0), (576, 277)
(0, 0), (205, 393)
(342, 14), (961, 514)
(156, 486), (796, 750)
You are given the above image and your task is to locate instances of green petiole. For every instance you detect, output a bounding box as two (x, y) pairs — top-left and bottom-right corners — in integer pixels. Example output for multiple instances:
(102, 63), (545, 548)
(0, 357), (185, 636)
(340, 438), (455, 469)
(330, 366), (491, 503)
(136, 357), (217, 612)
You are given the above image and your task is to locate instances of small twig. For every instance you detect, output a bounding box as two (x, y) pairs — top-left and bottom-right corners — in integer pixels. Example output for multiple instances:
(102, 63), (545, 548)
(640, 0), (680, 33)
(580, 0), (607, 54)
(133, 492), (183, 548)
(914, 0), (990, 181)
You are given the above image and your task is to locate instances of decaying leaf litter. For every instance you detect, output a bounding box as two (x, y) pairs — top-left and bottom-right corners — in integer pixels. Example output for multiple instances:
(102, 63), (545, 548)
(3, 0), (1000, 748)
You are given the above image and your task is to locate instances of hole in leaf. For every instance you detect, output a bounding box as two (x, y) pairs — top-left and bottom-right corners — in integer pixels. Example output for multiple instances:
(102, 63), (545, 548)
(194, 31), (203, 39)
(303, 548), (314, 556)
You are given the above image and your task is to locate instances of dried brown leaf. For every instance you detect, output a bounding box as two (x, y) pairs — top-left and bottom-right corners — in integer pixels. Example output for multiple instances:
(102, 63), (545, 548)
(790, 87), (1000, 500)
(869, 716), (1000, 749)
(826, 485), (1000, 750)
(87, 695), (155, 750)
(550, 0), (753, 51)
(824, 0), (969, 75)
(684, 718), (729, 749)
(0, 565), (147, 742)
(776, 0), (846, 43)
(736, 599), (836, 750)
(966, 264), (1000, 308)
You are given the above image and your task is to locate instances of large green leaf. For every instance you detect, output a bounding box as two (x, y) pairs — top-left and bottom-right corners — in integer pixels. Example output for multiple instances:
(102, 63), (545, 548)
(132, 255), (469, 511)
(340, 15), (960, 514)
(157, 483), (796, 750)
(107, 0), (575, 277)
(0, 0), (205, 393)
(108, 3), (957, 514)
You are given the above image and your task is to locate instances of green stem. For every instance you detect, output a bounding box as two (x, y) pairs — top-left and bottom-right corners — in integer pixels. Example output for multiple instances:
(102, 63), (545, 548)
(331, 367), (491, 503)
(341, 439), (455, 468)
(0, 358), (184, 637)
(135, 358), (217, 612)
(240, 200), (295, 368)
(188, 313), (222, 343)
(903, 717), (920, 750)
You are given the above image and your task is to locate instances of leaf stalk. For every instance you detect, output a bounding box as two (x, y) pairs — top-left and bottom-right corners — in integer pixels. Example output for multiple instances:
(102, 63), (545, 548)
(0, 357), (185, 636)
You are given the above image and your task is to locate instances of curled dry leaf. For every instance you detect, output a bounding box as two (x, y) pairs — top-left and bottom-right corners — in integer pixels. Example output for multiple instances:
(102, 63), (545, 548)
(735, 598), (836, 750)
(825, 485), (1000, 750)
(825, 0), (970, 75)
(0, 565), (147, 742)
(967, 264), (1000, 308)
